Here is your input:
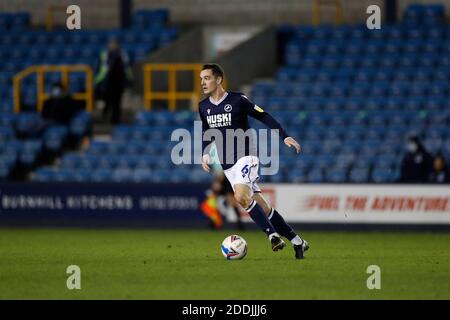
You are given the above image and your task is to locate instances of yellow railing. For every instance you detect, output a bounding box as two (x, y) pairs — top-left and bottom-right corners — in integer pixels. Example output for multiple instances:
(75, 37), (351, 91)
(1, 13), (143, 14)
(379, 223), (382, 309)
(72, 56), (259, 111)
(143, 63), (203, 111)
(312, 0), (343, 25)
(13, 65), (93, 113)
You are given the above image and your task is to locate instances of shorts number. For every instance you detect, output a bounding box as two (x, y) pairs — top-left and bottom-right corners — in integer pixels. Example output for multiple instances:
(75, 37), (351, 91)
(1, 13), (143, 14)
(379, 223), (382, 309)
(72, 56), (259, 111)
(241, 165), (249, 178)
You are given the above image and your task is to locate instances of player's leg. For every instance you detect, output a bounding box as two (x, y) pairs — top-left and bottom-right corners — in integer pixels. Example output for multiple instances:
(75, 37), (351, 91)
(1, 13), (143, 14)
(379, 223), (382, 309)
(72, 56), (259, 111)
(225, 193), (244, 230)
(233, 184), (285, 251)
(252, 191), (309, 259)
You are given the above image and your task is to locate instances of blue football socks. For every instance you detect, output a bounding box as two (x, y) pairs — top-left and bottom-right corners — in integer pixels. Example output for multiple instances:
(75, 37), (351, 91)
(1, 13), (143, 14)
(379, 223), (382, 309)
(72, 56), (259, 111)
(245, 200), (277, 237)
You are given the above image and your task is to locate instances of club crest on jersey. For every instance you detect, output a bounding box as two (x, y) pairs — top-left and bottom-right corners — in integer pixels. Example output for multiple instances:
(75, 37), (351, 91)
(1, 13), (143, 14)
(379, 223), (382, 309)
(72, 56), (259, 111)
(224, 104), (232, 112)
(207, 109), (210, 115)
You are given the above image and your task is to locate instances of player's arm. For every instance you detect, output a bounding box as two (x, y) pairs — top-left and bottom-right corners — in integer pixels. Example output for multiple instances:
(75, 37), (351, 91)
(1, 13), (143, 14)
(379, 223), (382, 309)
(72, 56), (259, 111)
(242, 95), (301, 153)
(199, 110), (212, 172)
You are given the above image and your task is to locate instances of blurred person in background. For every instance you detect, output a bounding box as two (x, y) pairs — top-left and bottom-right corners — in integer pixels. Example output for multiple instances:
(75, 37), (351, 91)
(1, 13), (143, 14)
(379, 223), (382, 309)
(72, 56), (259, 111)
(94, 38), (133, 124)
(200, 145), (245, 230)
(212, 172), (245, 230)
(428, 153), (450, 184)
(42, 82), (83, 125)
(399, 136), (433, 183)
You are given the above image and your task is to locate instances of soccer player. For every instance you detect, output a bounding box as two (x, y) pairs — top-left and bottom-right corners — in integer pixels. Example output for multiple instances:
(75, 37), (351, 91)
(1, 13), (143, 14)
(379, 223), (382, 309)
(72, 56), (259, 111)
(198, 63), (309, 259)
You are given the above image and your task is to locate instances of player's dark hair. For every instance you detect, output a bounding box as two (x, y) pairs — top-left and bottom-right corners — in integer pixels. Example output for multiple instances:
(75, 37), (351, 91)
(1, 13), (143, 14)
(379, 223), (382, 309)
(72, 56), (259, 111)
(202, 63), (225, 82)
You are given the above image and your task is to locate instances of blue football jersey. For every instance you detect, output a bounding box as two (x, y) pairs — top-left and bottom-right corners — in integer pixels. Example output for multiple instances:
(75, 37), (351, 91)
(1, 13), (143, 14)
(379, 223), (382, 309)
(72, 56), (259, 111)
(199, 91), (289, 170)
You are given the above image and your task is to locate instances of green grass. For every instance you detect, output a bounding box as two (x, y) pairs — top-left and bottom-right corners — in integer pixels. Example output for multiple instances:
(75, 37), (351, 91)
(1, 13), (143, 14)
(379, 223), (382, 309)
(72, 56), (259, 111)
(0, 228), (449, 299)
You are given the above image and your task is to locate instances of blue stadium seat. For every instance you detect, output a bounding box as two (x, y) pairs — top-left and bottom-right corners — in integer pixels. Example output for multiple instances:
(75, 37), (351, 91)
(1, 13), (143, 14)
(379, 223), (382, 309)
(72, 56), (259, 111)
(325, 125), (346, 139)
(112, 168), (133, 182)
(356, 155), (375, 169)
(349, 168), (370, 183)
(326, 168), (347, 183)
(380, 141), (402, 154)
(316, 139), (342, 154)
(288, 169), (307, 183)
(409, 81), (428, 97)
(166, 169), (190, 183)
(335, 154), (356, 169)
(300, 139), (321, 154)
(429, 81), (449, 96)
(345, 125), (366, 140)
(306, 40), (327, 55)
(349, 27), (367, 40)
(32, 167), (57, 182)
(113, 126), (132, 141)
(15, 112), (43, 138)
(135, 155), (158, 169)
(90, 169), (113, 182)
(375, 154), (399, 169)
(0, 152), (17, 179)
(79, 155), (100, 170)
(372, 168), (398, 183)
(384, 127), (407, 142)
(360, 140), (382, 156)
(369, 81), (390, 97)
(124, 141), (146, 154)
(307, 169), (324, 183)
(348, 83), (370, 97)
(70, 112), (91, 138)
(19, 139), (42, 167)
(340, 140), (361, 154)
(188, 169), (211, 183)
(0, 126), (14, 142)
(366, 112), (389, 127)
(87, 141), (109, 155)
(129, 168), (151, 183)
(43, 126), (68, 152)
(345, 42), (364, 55)
(423, 138), (443, 154)
(315, 155), (335, 169)
(117, 155), (140, 170)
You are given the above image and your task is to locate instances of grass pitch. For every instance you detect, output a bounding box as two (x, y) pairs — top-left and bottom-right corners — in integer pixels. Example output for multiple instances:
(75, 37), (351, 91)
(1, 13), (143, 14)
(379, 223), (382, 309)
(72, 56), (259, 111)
(0, 228), (449, 299)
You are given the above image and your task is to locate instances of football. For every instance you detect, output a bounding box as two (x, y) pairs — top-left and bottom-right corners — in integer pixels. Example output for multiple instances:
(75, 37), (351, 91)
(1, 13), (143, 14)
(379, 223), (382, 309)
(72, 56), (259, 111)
(221, 235), (248, 260)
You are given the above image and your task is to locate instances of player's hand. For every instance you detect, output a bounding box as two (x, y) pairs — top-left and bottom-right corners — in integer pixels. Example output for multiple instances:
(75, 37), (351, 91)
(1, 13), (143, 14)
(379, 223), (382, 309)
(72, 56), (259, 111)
(202, 154), (211, 172)
(284, 137), (301, 154)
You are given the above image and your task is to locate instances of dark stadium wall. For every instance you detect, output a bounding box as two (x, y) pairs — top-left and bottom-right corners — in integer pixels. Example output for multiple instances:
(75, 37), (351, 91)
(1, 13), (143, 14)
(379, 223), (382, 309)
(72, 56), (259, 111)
(132, 25), (276, 93)
(215, 27), (277, 90)
(0, 0), (120, 29)
(132, 27), (204, 94)
(2, 0), (448, 30)
(133, 0), (386, 24)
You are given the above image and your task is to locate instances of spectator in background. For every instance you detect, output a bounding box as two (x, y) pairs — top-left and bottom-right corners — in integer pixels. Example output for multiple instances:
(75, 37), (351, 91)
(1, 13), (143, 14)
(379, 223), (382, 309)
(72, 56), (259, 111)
(399, 136), (433, 183)
(213, 172), (245, 230)
(42, 82), (83, 125)
(428, 153), (450, 183)
(200, 145), (245, 230)
(94, 38), (133, 124)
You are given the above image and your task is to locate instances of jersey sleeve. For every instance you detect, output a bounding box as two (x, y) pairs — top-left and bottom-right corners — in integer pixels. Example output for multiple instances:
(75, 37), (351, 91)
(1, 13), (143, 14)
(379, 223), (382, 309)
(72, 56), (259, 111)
(240, 94), (289, 140)
(199, 107), (213, 155)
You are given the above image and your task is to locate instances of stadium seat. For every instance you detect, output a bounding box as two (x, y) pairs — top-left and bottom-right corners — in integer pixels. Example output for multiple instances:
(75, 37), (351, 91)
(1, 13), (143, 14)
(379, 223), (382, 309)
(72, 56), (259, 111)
(307, 169), (324, 183)
(372, 168), (398, 183)
(349, 168), (370, 183)
(326, 168), (347, 183)
(43, 126), (68, 152)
